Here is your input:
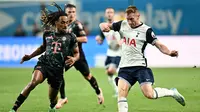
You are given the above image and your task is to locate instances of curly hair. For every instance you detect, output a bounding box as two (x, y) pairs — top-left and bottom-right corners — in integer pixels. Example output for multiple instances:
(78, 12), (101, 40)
(41, 2), (67, 27)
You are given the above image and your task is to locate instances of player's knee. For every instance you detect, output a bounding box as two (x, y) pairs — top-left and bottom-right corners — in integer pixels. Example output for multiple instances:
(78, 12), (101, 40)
(143, 92), (154, 99)
(118, 85), (129, 97)
(28, 81), (38, 89)
(107, 68), (116, 76)
(84, 73), (92, 80)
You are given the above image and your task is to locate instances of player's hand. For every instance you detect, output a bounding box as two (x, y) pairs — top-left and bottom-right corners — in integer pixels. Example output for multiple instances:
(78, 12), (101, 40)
(20, 54), (32, 64)
(170, 50), (178, 57)
(95, 35), (103, 44)
(99, 23), (111, 32)
(65, 56), (76, 67)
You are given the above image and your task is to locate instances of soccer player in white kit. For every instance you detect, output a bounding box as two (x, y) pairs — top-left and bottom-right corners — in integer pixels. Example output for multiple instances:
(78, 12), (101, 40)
(100, 6), (186, 112)
(96, 7), (121, 97)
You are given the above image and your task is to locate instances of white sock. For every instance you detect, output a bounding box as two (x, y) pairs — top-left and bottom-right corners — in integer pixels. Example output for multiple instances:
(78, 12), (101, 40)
(116, 68), (119, 73)
(118, 97), (128, 112)
(108, 75), (118, 94)
(153, 87), (174, 99)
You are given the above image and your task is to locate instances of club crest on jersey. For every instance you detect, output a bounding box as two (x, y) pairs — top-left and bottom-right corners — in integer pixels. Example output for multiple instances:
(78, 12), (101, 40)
(62, 37), (67, 41)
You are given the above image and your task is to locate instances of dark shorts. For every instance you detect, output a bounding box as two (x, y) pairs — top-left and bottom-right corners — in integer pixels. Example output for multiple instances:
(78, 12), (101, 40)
(115, 66), (154, 86)
(34, 63), (64, 90)
(105, 56), (121, 69)
(65, 58), (90, 77)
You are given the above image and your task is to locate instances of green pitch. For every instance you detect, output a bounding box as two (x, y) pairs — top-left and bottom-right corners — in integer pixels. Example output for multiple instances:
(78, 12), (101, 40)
(0, 68), (200, 112)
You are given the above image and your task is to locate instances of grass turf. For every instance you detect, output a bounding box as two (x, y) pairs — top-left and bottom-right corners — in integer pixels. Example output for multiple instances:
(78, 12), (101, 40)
(0, 68), (199, 112)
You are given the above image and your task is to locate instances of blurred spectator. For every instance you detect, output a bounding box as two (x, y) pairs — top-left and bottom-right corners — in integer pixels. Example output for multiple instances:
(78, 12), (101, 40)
(40, 2), (46, 11)
(32, 22), (42, 36)
(114, 9), (125, 21)
(13, 24), (27, 37)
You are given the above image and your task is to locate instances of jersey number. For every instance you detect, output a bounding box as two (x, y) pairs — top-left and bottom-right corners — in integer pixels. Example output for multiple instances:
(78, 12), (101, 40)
(123, 37), (136, 47)
(52, 42), (61, 53)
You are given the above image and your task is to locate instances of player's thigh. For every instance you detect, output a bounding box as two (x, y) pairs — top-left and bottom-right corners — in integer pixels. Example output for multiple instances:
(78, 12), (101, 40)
(136, 68), (154, 95)
(74, 59), (90, 76)
(47, 68), (64, 90)
(118, 78), (130, 97)
(33, 64), (47, 83)
(116, 67), (138, 88)
(137, 67), (154, 85)
(140, 83), (154, 98)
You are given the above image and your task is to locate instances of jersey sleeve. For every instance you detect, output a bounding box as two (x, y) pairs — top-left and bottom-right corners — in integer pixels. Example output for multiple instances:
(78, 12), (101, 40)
(112, 20), (123, 32)
(146, 28), (158, 45)
(75, 21), (86, 37)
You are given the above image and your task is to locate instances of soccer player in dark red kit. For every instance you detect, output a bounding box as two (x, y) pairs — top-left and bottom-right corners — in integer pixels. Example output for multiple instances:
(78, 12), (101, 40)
(9, 3), (79, 112)
(55, 4), (104, 109)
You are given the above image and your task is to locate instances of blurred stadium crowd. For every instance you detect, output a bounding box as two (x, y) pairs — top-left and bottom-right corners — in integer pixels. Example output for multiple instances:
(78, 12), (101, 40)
(0, 0), (200, 68)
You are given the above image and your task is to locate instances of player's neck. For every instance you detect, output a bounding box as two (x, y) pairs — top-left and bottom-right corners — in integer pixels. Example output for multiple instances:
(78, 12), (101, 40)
(107, 19), (114, 24)
(131, 21), (143, 28)
(135, 21), (142, 26)
(71, 18), (76, 22)
(55, 29), (64, 34)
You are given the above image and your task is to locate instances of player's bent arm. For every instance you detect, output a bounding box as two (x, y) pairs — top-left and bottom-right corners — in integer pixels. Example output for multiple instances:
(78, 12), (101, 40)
(99, 22), (111, 32)
(76, 36), (87, 43)
(154, 40), (172, 56)
(29, 44), (46, 58)
(75, 22), (88, 43)
(73, 44), (80, 61)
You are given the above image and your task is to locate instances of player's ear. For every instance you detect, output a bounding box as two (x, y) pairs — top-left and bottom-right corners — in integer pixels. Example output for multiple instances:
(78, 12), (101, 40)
(55, 20), (59, 26)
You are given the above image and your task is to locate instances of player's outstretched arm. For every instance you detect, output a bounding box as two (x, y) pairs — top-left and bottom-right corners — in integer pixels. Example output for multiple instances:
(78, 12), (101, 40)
(20, 45), (46, 64)
(154, 40), (178, 57)
(65, 44), (80, 67)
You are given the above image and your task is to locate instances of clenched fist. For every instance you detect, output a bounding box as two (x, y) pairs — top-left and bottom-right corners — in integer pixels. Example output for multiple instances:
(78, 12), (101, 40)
(170, 50), (178, 57)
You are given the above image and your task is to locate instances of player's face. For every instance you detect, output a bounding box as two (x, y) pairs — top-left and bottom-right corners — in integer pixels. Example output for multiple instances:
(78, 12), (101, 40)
(105, 8), (115, 21)
(126, 12), (139, 28)
(65, 7), (76, 21)
(55, 16), (68, 33)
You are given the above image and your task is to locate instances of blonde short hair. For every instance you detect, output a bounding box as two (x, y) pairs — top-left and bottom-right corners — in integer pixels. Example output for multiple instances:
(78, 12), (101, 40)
(125, 6), (138, 14)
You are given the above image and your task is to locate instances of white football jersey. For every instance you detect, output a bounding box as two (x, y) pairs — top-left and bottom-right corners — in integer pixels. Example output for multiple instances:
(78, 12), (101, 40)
(102, 30), (121, 57)
(112, 20), (157, 68)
